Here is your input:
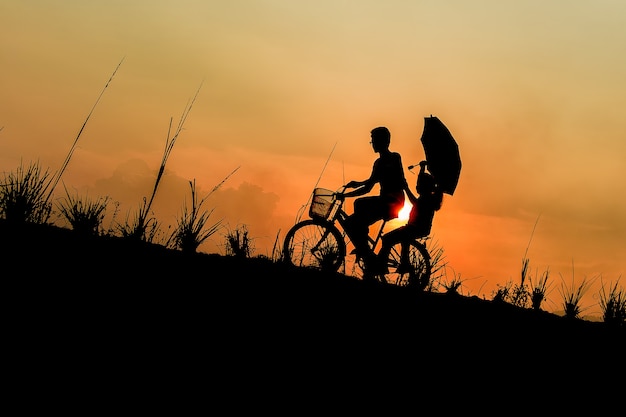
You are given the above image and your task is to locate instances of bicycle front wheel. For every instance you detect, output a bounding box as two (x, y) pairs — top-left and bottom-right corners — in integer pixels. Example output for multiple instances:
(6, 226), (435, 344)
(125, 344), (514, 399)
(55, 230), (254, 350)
(380, 240), (431, 289)
(283, 219), (346, 272)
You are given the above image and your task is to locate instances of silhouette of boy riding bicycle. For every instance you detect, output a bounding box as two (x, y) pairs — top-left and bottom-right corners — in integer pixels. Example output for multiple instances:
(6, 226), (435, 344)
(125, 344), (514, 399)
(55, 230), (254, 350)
(283, 118), (459, 289)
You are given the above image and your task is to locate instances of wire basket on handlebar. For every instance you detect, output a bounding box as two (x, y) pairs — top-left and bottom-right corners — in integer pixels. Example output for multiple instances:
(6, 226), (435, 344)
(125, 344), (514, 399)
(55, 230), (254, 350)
(309, 188), (337, 220)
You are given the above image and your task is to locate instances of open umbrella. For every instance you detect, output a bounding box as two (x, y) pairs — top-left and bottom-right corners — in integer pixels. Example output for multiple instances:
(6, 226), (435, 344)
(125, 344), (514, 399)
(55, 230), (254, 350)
(419, 115), (461, 195)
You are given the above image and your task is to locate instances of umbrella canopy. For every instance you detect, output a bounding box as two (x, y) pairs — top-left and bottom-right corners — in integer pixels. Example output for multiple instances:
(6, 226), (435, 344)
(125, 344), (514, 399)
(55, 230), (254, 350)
(419, 115), (461, 195)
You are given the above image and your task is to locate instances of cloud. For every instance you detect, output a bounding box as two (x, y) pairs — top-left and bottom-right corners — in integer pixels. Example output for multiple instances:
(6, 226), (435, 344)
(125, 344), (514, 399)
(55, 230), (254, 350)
(78, 158), (289, 257)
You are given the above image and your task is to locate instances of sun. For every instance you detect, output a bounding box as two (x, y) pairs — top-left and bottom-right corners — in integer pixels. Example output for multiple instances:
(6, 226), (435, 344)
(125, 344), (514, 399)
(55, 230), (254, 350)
(397, 202), (412, 222)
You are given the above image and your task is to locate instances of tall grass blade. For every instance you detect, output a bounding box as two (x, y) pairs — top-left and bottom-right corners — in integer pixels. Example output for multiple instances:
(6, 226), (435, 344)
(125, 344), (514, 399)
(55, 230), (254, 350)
(129, 82), (203, 241)
(47, 57), (124, 205)
(144, 82), (203, 215)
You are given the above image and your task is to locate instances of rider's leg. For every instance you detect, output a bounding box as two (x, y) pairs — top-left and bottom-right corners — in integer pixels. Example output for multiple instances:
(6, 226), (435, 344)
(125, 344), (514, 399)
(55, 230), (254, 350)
(399, 240), (411, 273)
(346, 198), (386, 280)
(346, 197), (382, 256)
(379, 226), (415, 274)
(378, 228), (400, 273)
(398, 226), (424, 273)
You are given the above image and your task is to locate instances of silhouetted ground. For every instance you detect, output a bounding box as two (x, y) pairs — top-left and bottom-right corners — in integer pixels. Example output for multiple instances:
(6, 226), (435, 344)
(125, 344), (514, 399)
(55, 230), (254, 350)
(2, 220), (624, 410)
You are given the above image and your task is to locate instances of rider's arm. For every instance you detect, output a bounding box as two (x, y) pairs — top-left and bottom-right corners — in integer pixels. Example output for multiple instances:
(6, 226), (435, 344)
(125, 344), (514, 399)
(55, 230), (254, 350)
(342, 177), (374, 198)
(404, 160), (427, 204)
(404, 184), (418, 205)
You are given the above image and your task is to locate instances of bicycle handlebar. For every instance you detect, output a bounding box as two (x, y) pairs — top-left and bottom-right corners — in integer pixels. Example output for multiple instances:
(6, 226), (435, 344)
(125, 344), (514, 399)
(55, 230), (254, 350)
(333, 185), (348, 201)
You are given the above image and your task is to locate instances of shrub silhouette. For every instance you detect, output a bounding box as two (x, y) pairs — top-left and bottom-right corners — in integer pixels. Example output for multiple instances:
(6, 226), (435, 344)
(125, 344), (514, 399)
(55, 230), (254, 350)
(0, 160), (54, 225)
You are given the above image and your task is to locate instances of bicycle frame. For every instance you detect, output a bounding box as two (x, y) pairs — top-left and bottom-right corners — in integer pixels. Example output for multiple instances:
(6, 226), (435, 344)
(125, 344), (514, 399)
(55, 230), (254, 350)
(334, 208), (388, 257)
(283, 186), (432, 288)
(318, 188), (424, 272)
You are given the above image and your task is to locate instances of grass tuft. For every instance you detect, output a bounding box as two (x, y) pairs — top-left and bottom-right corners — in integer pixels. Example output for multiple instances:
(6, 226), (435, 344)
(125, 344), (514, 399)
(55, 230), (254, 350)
(117, 197), (161, 243)
(0, 160), (54, 225)
(598, 276), (625, 328)
(440, 267), (465, 295)
(492, 257), (532, 308)
(168, 179), (223, 254)
(223, 224), (254, 258)
(57, 184), (110, 236)
(529, 268), (552, 311)
(558, 264), (596, 320)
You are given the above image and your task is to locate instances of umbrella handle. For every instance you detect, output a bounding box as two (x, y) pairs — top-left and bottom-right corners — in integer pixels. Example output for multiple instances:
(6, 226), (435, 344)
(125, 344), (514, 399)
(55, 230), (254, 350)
(408, 161), (427, 171)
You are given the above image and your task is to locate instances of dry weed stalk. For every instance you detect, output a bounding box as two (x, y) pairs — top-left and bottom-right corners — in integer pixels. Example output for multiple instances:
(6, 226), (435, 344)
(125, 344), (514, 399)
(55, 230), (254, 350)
(169, 167), (239, 253)
(124, 83), (202, 241)
(46, 58), (124, 206)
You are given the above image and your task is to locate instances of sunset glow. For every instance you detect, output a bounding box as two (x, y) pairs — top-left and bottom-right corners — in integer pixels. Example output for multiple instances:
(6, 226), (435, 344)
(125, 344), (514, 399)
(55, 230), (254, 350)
(397, 202), (412, 223)
(2, 1), (625, 316)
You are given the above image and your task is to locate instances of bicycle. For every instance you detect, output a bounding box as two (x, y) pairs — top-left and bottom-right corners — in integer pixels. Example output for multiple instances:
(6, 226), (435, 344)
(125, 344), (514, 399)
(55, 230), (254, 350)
(282, 186), (432, 289)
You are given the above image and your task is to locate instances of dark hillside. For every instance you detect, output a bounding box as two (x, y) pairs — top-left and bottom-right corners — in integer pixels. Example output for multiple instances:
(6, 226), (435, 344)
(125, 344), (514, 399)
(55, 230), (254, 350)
(2, 220), (624, 406)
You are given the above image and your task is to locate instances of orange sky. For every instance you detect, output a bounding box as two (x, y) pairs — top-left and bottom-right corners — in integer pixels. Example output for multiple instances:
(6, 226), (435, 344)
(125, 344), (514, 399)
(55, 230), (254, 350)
(2, 1), (625, 317)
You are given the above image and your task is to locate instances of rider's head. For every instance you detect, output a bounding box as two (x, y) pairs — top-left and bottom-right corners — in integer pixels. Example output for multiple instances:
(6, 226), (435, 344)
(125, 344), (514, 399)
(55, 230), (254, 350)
(370, 127), (391, 151)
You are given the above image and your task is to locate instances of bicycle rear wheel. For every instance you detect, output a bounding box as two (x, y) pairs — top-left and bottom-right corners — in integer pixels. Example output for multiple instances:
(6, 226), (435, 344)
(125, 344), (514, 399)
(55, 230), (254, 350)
(283, 219), (346, 272)
(380, 240), (431, 289)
